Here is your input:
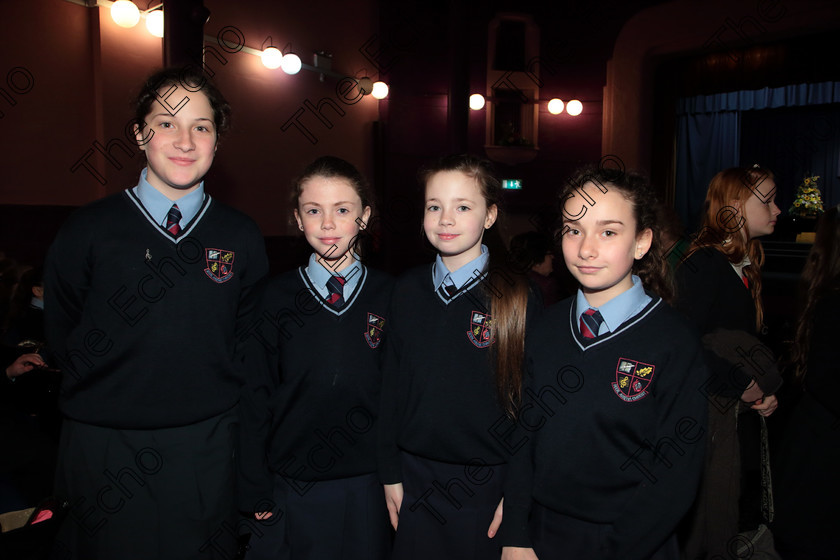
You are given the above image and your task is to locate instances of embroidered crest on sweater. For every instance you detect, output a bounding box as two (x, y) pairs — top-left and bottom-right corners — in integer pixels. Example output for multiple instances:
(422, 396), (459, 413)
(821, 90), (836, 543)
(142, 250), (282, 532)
(204, 248), (235, 283)
(365, 313), (385, 348)
(612, 358), (655, 402)
(467, 310), (494, 348)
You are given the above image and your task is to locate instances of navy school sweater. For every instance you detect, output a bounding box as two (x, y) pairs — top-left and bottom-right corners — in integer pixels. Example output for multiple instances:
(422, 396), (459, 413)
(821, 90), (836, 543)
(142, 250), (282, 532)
(44, 189), (268, 429)
(378, 264), (538, 483)
(502, 294), (708, 560)
(236, 265), (393, 510)
(674, 248), (757, 396)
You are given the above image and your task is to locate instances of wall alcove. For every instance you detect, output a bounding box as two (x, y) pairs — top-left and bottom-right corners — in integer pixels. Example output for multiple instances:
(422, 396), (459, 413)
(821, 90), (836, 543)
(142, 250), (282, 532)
(483, 13), (540, 165)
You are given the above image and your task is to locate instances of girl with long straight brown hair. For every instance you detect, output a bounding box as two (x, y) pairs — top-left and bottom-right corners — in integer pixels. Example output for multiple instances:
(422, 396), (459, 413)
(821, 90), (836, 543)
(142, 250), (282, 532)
(378, 154), (534, 559)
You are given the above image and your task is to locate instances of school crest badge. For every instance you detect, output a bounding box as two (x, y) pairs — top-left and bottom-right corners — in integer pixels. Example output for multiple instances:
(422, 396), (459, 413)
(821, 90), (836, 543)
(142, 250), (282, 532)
(467, 310), (494, 348)
(365, 313), (385, 349)
(204, 248), (235, 283)
(612, 358), (655, 402)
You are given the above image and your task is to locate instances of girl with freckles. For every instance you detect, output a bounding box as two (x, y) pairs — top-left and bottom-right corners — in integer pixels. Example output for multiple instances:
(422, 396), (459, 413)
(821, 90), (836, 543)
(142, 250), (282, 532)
(501, 166), (707, 560)
(237, 156), (393, 560)
(378, 154), (537, 560)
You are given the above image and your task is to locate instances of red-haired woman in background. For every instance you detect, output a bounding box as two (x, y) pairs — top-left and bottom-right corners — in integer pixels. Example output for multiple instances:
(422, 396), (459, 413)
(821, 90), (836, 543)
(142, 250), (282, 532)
(675, 166), (783, 559)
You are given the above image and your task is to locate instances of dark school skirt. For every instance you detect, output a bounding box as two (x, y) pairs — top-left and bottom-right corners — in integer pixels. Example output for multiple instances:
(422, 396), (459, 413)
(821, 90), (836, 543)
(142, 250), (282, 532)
(51, 409), (238, 560)
(243, 472), (391, 560)
(391, 451), (506, 560)
(529, 502), (679, 560)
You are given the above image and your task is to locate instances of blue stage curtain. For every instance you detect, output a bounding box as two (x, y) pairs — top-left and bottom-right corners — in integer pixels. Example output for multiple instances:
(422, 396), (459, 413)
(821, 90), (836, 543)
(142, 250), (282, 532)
(675, 111), (740, 230)
(675, 82), (840, 228)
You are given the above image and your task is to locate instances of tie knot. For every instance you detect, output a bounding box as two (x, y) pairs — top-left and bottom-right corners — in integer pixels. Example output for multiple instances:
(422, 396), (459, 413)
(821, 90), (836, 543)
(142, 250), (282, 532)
(326, 275), (346, 308)
(166, 204), (182, 236)
(580, 308), (605, 340)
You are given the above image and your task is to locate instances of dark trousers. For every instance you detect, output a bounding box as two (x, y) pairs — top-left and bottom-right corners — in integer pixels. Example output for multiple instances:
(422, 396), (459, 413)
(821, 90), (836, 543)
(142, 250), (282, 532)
(244, 472), (391, 560)
(51, 410), (238, 560)
(529, 502), (679, 560)
(391, 452), (505, 560)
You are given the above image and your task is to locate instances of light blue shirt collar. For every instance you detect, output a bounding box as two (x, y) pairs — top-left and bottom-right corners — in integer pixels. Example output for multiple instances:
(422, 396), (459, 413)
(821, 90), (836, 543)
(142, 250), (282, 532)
(575, 275), (651, 336)
(132, 167), (205, 228)
(30, 297), (44, 310)
(433, 245), (489, 292)
(304, 253), (364, 299)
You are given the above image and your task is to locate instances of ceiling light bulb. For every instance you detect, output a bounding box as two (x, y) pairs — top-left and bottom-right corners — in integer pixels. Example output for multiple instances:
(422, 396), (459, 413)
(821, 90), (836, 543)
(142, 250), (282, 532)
(111, 0), (140, 28)
(566, 99), (583, 116)
(371, 81), (389, 99)
(547, 98), (564, 114)
(280, 53), (302, 75)
(358, 77), (374, 95)
(469, 94), (486, 110)
(145, 10), (164, 38)
(261, 47), (283, 70)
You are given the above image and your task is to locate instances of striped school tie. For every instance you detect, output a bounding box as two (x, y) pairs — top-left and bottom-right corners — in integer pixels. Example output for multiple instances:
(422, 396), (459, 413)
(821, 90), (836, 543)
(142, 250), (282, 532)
(326, 275), (346, 308)
(580, 308), (604, 339)
(165, 204), (182, 236)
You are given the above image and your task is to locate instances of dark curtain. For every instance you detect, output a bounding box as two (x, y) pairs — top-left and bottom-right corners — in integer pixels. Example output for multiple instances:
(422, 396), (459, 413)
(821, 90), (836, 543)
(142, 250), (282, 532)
(741, 105), (840, 216)
(674, 111), (740, 230)
(675, 82), (840, 229)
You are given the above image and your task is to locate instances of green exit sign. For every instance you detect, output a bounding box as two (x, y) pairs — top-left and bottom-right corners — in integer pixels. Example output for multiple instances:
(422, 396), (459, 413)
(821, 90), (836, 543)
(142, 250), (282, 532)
(502, 179), (523, 190)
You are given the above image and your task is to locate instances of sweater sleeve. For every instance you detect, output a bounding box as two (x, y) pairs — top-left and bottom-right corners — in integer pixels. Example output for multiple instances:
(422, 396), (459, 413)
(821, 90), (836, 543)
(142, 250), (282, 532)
(605, 339), (709, 560)
(234, 222), (269, 344)
(675, 251), (751, 396)
(701, 329), (782, 395)
(43, 212), (93, 371)
(377, 290), (404, 484)
(674, 250), (718, 333)
(235, 281), (277, 513)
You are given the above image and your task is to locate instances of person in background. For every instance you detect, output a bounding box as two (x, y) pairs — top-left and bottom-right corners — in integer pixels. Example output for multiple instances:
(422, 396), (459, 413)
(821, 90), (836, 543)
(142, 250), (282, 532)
(772, 205), (840, 560)
(675, 166), (782, 559)
(1, 350), (54, 513)
(509, 232), (562, 307)
(2, 265), (45, 347)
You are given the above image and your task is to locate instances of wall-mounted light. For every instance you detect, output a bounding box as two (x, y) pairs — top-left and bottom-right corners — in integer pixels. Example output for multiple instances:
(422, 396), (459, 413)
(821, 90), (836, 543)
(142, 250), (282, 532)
(469, 93), (486, 110)
(566, 99), (583, 116)
(261, 47), (284, 69)
(371, 81), (389, 99)
(73, 2), (366, 86)
(145, 9), (164, 38)
(280, 52), (302, 75)
(358, 77), (374, 94)
(547, 98), (564, 115)
(111, 0), (140, 28)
